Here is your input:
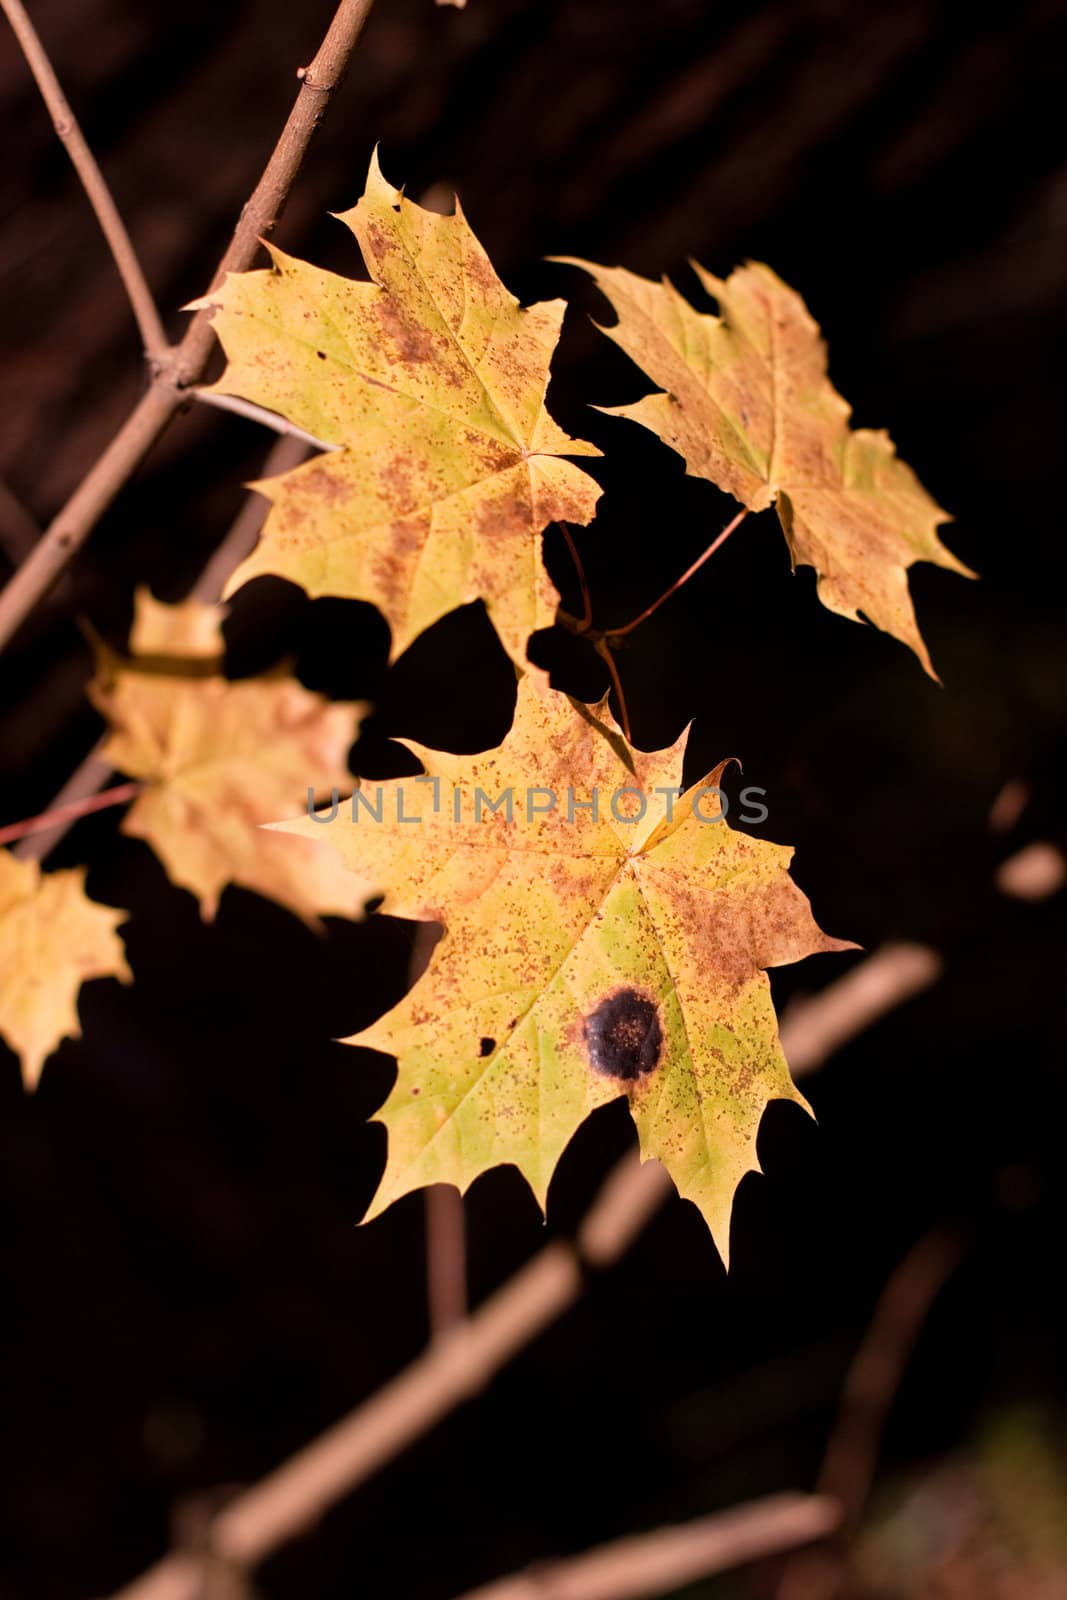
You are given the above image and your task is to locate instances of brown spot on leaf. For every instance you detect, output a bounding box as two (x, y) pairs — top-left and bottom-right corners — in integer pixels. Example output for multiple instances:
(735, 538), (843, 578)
(463, 247), (501, 296)
(473, 486), (532, 548)
(301, 466), (349, 506)
(363, 222), (395, 262)
(377, 297), (438, 366)
(584, 988), (663, 1081)
(370, 512), (429, 610)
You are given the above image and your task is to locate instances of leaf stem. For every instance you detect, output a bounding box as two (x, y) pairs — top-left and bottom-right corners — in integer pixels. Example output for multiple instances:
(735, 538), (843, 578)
(594, 636), (633, 745)
(0, 780), (142, 848)
(191, 389), (338, 452)
(1, 0), (167, 358)
(557, 520), (593, 631)
(610, 506), (748, 640)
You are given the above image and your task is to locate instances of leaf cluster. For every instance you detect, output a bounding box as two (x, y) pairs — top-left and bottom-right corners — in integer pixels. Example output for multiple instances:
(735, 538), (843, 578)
(4, 154), (971, 1257)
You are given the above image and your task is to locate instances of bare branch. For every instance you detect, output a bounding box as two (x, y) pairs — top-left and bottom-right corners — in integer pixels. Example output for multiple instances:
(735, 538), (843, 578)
(109, 1156), (672, 1600)
(0, 383), (181, 651)
(0, 0), (377, 652)
(425, 1183), (468, 1336)
(169, 0), (377, 389)
(452, 1494), (841, 1600)
(778, 942), (942, 1077)
(1, 0), (167, 357)
(104, 867), (1044, 1600)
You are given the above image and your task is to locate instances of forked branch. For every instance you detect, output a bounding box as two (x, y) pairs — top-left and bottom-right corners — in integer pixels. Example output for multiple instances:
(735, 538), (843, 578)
(0, 0), (377, 652)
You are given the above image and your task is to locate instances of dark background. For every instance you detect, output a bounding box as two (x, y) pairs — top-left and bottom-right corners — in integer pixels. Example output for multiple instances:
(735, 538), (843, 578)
(2, 1), (1066, 1596)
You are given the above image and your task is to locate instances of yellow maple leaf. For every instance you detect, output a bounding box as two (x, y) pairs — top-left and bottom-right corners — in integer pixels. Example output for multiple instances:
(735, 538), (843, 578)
(89, 590), (369, 923)
(561, 257), (974, 676)
(195, 151), (601, 664)
(0, 851), (130, 1090)
(277, 673), (852, 1260)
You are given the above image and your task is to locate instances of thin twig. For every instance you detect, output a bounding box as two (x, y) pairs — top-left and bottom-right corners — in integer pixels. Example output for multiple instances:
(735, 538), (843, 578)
(191, 389), (337, 453)
(0, 780), (142, 848)
(775, 1230), (963, 1600)
(557, 521), (593, 631)
(610, 507), (748, 640)
(168, 0), (377, 390)
(452, 1493), (841, 1600)
(12, 746), (114, 863)
(0, 0), (377, 652)
(1, 0), (167, 357)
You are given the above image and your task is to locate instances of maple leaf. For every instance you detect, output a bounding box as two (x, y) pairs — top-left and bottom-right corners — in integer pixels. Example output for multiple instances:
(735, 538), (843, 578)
(560, 257), (973, 676)
(0, 851), (130, 1090)
(277, 673), (852, 1259)
(195, 151), (601, 665)
(89, 590), (369, 923)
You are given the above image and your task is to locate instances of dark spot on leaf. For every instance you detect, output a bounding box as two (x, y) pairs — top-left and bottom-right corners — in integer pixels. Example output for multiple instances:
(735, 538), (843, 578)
(479, 1037), (495, 1057)
(584, 988), (663, 1081)
(316, 350), (327, 360)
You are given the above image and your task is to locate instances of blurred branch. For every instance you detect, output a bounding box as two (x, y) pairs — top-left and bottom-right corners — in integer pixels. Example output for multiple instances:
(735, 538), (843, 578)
(105, 859), (1057, 1598)
(193, 433), (310, 604)
(452, 1493), (841, 1600)
(425, 1183), (468, 1334)
(775, 1229), (964, 1600)
(0, 474), (42, 568)
(778, 942), (942, 1076)
(109, 1154), (675, 1599)
(996, 840), (1066, 901)
(408, 920), (470, 1337)
(0, 0), (377, 652)
(1, 0), (167, 358)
